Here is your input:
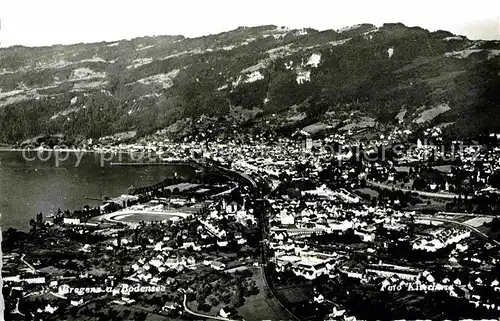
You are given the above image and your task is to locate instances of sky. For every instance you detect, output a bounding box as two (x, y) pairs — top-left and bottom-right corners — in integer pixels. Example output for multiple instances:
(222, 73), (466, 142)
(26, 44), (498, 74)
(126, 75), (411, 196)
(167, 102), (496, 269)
(0, 0), (499, 47)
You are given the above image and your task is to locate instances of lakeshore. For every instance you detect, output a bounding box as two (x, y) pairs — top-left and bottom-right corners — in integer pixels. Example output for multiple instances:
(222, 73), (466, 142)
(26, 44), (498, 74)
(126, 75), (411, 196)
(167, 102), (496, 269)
(2, 156), (265, 320)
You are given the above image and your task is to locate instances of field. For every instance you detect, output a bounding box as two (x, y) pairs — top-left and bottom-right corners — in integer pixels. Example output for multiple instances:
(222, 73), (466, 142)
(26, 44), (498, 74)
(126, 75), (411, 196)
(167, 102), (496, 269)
(414, 104), (451, 124)
(274, 284), (312, 304)
(115, 212), (182, 223)
(302, 122), (329, 134)
(339, 117), (376, 131)
(237, 267), (291, 321)
(164, 183), (201, 192)
(182, 267), (291, 320)
(463, 217), (494, 227)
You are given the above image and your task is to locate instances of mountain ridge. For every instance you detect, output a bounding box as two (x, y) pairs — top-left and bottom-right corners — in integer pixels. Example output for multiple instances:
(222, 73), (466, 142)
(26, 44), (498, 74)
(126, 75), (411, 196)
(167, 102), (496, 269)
(0, 23), (499, 146)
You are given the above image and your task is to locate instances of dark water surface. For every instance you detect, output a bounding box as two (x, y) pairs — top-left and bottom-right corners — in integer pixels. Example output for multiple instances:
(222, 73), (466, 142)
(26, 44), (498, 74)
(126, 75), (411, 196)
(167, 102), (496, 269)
(0, 151), (193, 231)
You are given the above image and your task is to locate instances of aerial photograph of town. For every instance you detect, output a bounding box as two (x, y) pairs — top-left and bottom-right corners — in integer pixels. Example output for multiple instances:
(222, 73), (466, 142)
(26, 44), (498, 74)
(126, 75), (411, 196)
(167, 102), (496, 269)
(1, 0), (500, 320)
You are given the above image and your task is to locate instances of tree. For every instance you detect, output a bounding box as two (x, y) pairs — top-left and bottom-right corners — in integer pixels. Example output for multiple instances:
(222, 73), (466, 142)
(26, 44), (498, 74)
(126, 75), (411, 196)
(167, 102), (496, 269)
(198, 303), (211, 312)
(132, 311), (147, 321)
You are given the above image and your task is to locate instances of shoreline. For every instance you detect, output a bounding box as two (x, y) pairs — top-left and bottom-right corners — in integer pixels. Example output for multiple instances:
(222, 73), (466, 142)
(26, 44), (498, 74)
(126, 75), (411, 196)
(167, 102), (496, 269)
(2, 155), (205, 232)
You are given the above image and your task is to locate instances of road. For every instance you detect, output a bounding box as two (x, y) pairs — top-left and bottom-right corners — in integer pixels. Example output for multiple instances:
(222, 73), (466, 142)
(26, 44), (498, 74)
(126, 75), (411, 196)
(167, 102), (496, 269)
(416, 215), (500, 246)
(242, 266), (292, 321)
(367, 180), (460, 199)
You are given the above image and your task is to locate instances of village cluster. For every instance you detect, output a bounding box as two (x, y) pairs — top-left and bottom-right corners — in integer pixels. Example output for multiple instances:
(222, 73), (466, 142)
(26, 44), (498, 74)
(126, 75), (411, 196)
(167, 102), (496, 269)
(4, 126), (500, 320)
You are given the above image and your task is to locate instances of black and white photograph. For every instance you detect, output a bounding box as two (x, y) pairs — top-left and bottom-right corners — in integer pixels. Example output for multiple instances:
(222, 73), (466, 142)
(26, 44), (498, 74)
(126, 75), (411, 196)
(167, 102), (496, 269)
(1, 1), (500, 320)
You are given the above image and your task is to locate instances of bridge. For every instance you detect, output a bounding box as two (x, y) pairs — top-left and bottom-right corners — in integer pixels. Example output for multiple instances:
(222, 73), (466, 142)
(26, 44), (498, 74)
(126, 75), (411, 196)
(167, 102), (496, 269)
(20, 254), (38, 274)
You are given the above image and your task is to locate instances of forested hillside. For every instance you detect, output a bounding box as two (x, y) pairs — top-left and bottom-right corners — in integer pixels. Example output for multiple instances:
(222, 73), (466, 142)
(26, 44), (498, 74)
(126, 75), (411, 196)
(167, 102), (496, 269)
(1, 23), (499, 145)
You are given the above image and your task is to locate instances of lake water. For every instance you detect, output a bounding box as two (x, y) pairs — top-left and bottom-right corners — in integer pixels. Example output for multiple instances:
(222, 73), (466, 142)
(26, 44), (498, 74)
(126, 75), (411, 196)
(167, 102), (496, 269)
(0, 151), (194, 231)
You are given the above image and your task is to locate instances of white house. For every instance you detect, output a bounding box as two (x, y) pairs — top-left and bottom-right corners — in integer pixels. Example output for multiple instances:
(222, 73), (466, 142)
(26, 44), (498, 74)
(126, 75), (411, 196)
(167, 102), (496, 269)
(219, 308), (231, 318)
(280, 213), (295, 225)
(63, 218), (81, 225)
(71, 299), (84, 307)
